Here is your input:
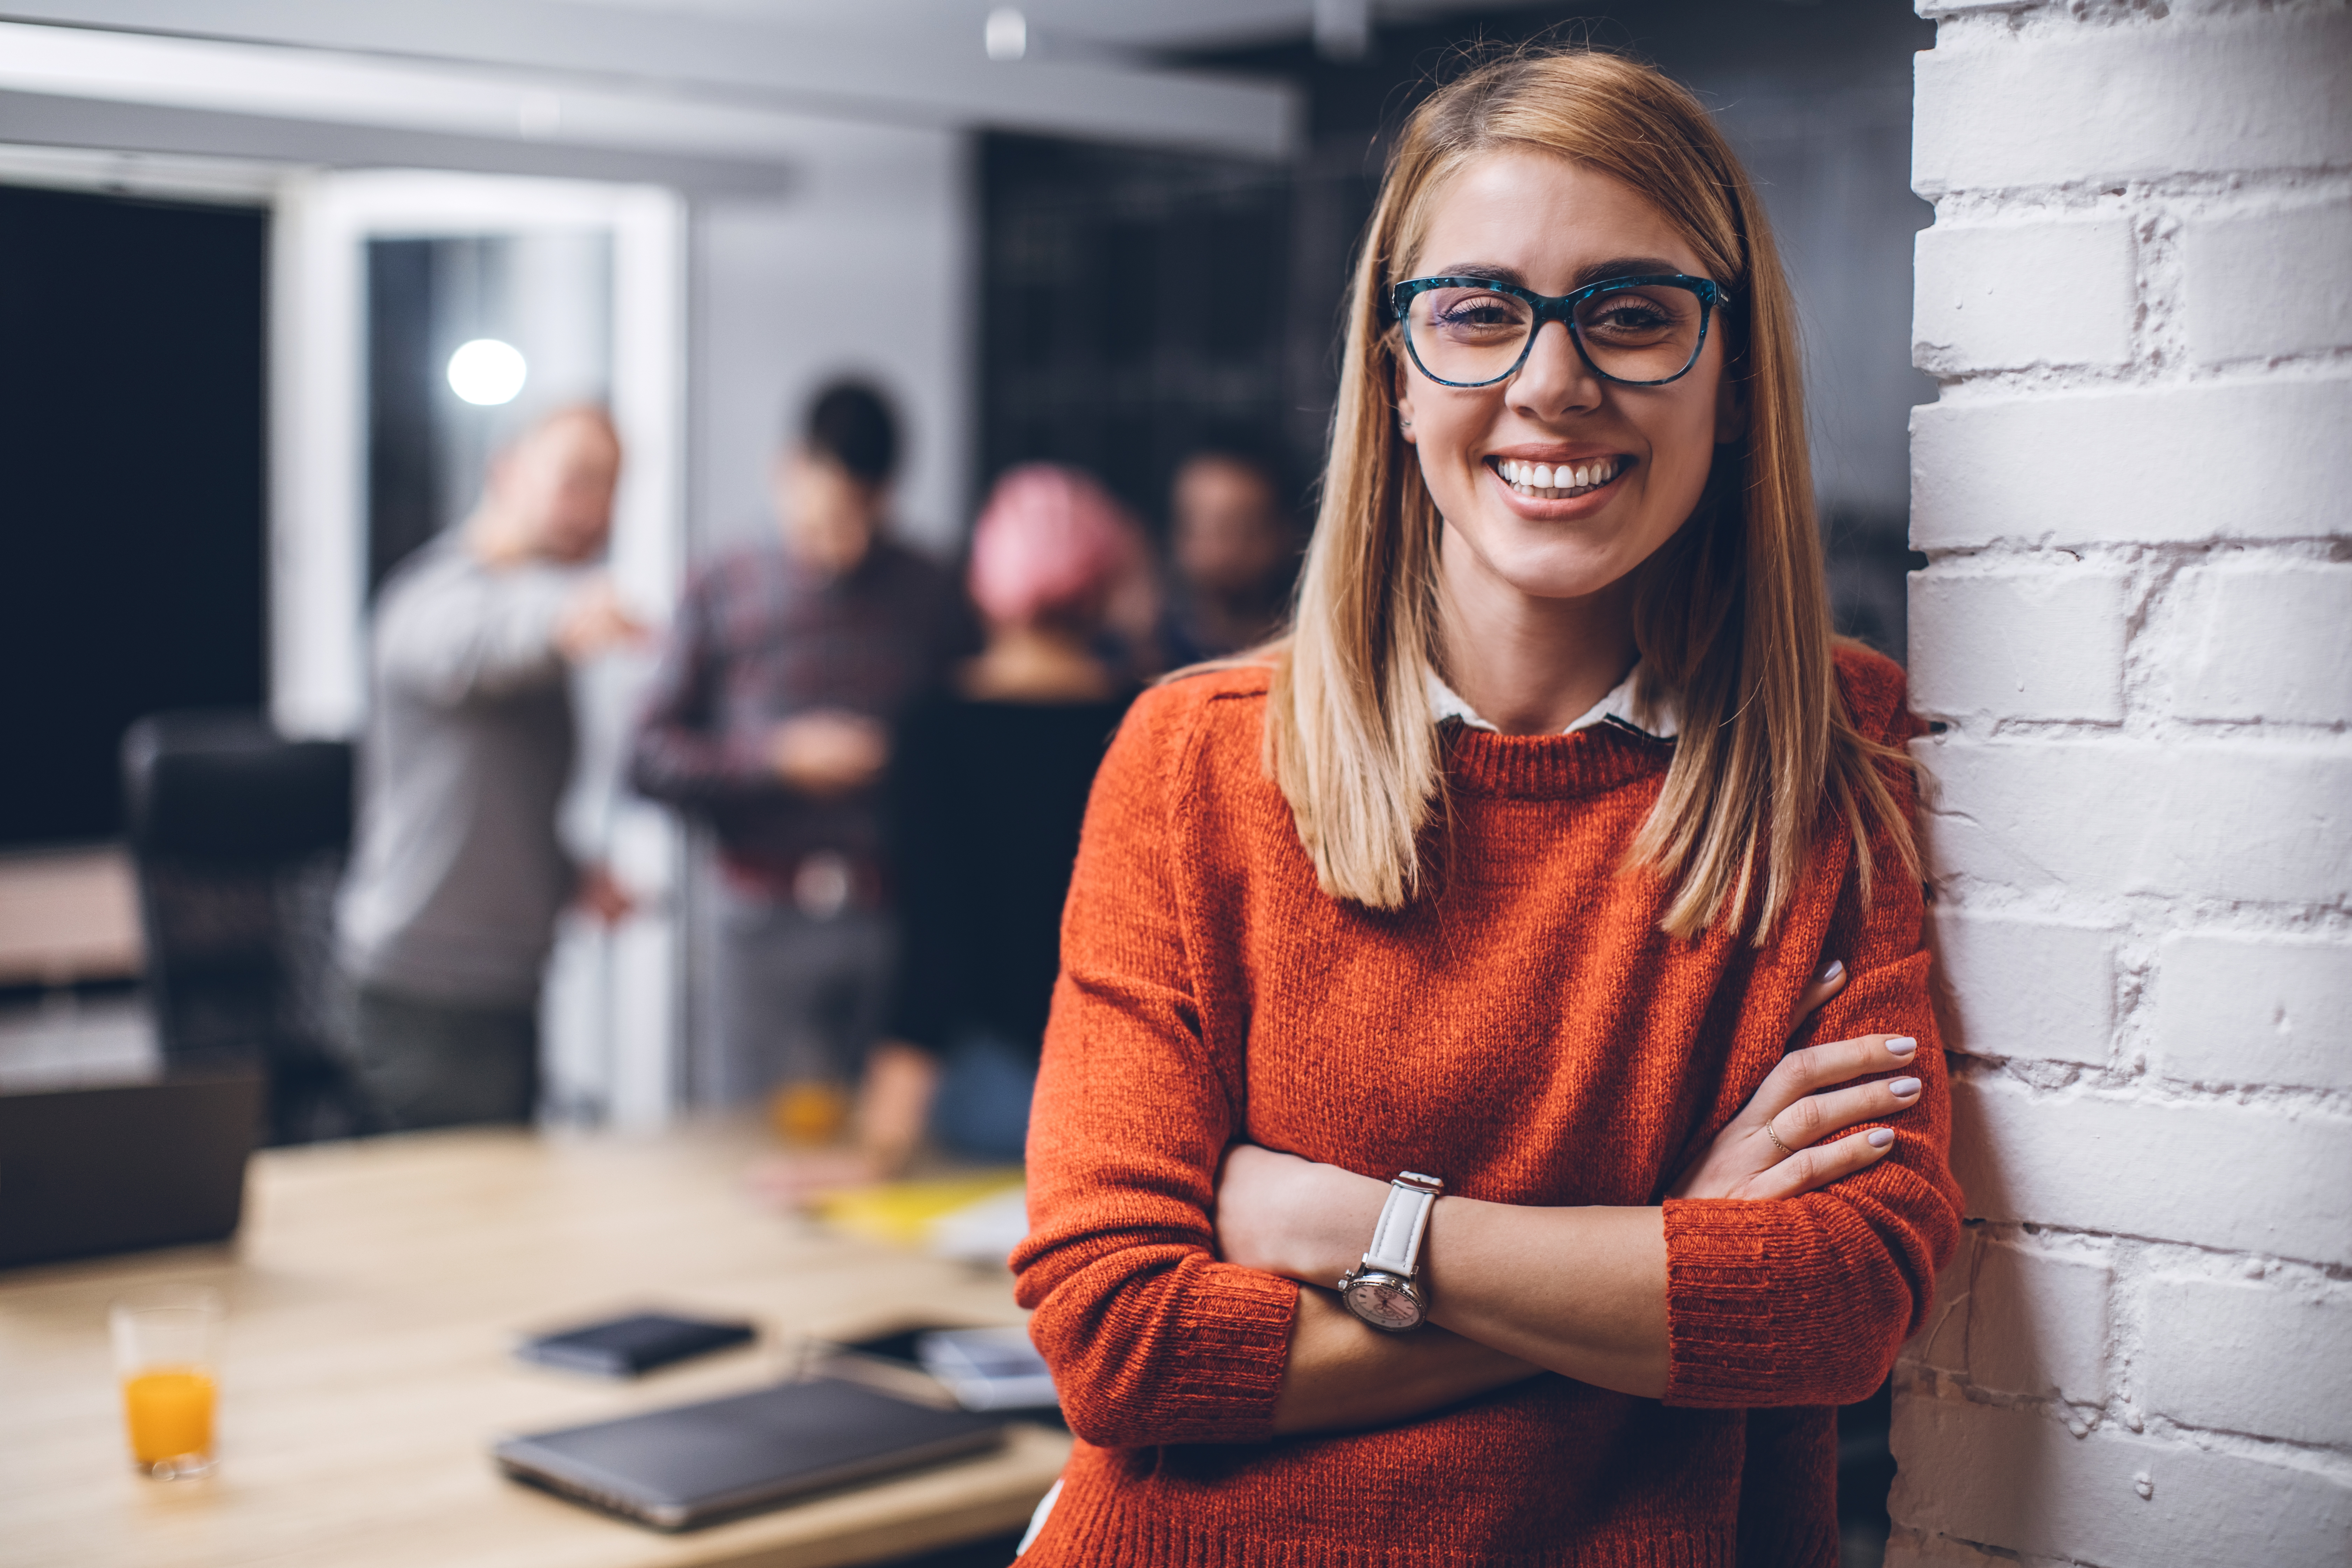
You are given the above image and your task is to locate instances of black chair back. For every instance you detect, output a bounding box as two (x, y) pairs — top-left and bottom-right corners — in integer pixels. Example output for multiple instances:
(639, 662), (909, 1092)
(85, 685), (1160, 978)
(121, 712), (374, 1143)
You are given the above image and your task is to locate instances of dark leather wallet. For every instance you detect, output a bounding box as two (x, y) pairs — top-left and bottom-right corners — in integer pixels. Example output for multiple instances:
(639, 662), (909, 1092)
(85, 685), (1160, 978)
(516, 1310), (757, 1378)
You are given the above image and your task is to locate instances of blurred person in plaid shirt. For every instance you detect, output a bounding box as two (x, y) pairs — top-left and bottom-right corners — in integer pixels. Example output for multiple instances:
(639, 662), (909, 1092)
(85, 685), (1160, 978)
(629, 381), (975, 1120)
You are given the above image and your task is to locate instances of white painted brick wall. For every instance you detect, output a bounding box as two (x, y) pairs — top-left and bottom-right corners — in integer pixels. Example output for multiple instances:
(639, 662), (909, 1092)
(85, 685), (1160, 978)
(1912, 12), (2352, 192)
(2138, 1273), (2352, 1449)
(1922, 738), (2352, 905)
(2182, 198), (2352, 365)
(2169, 561), (2352, 725)
(1910, 379), (2352, 550)
(1946, 1074), (2352, 1263)
(1909, 567), (2130, 723)
(1931, 908), (2118, 1067)
(1891, 1395), (2352, 1566)
(1898, 1), (2352, 1563)
(2152, 931), (2352, 1092)
(1914, 217), (2137, 372)
(1967, 1237), (2113, 1406)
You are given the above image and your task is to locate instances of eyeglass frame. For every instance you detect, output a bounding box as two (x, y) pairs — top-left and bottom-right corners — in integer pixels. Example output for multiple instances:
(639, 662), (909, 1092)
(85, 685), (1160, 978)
(1387, 273), (1733, 389)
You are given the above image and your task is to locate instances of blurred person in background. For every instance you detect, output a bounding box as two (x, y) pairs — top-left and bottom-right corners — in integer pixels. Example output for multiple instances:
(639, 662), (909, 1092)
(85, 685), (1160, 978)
(1161, 442), (1301, 666)
(337, 405), (643, 1130)
(759, 463), (1140, 1198)
(629, 380), (974, 1118)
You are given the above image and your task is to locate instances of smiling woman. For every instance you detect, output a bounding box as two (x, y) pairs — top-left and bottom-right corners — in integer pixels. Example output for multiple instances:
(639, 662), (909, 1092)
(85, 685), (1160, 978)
(1010, 46), (1961, 1568)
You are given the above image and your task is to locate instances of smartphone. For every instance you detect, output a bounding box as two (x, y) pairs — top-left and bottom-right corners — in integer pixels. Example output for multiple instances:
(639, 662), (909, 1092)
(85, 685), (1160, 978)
(914, 1326), (1058, 1412)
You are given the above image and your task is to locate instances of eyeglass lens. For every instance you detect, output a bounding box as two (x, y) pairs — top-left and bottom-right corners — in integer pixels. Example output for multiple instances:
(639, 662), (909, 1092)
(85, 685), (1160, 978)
(1404, 282), (1707, 386)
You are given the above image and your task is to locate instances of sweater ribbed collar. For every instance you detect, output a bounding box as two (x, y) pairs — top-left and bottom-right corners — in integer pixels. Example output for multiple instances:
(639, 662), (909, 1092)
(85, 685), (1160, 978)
(1427, 661), (1679, 740)
(1427, 662), (1677, 799)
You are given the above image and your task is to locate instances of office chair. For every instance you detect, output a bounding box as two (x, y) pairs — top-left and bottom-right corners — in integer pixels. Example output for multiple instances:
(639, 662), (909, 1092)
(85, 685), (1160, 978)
(121, 712), (378, 1144)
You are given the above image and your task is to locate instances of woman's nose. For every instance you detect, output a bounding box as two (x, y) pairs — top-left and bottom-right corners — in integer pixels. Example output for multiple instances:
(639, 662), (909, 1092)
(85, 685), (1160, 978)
(1508, 319), (1603, 417)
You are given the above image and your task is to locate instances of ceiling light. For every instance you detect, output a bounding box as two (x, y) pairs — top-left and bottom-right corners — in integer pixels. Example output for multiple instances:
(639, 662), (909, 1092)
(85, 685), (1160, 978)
(985, 7), (1027, 61)
(447, 338), (527, 406)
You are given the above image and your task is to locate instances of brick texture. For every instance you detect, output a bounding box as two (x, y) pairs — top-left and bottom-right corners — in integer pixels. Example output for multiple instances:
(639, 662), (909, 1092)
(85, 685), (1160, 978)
(2138, 1274), (2352, 1449)
(1896, 4), (2351, 1558)
(1913, 12), (2352, 194)
(2169, 561), (2352, 726)
(1947, 1073), (2352, 1266)
(1930, 907), (2118, 1067)
(1908, 568), (2130, 723)
(1890, 1394), (2352, 1566)
(1913, 216), (2136, 372)
(2152, 931), (2352, 1092)
(1966, 1238), (2112, 1405)
(1918, 736), (2352, 907)
(2183, 198), (2352, 366)
(1910, 378), (2352, 551)
(1881, 1535), (2010, 1568)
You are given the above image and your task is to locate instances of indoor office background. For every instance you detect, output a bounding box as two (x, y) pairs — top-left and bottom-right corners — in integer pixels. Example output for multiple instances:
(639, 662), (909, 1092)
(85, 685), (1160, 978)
(982, 0), (1930, 657)
(0, 0), (1936, 1094)
(0, 5), (1926, 1566)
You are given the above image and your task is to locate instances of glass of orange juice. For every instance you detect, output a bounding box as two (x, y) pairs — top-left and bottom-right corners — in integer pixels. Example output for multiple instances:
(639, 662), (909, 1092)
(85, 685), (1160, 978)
(109, 1286), (223, 1479)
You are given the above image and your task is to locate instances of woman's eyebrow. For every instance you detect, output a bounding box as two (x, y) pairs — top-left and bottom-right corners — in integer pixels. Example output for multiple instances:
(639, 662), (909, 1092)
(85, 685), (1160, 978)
(1427, 262), (1522, 283)
(1573, 257), (1686, 287)
(1422, 257), (1693, 290)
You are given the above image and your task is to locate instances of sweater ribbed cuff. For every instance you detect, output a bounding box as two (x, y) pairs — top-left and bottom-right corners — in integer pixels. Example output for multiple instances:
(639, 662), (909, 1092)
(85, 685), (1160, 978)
(1661, 1199), (1841, 1408)
(1158, 1265), (1297, 1440)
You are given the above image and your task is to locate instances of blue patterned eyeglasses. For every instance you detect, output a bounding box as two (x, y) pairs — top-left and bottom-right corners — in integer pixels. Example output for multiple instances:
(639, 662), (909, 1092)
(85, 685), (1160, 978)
(1390, 274), (1731, 388)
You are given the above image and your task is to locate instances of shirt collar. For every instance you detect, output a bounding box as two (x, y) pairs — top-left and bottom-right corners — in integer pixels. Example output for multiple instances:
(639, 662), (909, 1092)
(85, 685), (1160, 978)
(1428, 661), (1679, 740)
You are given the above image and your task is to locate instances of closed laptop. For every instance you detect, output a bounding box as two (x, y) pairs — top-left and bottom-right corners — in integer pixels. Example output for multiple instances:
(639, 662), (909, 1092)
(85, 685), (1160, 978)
(493, 1375), (1008, 1530)
(0, 1066), (264, 1270)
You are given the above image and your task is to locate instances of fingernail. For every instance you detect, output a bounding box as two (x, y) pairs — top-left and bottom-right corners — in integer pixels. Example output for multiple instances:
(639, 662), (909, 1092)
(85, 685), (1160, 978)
(1867, 1128), (1895, 1149)
(1816, 958), (1844, 983)
(1886, 1036), (1918, 1057)
(1891, 1077), (1921, 1097)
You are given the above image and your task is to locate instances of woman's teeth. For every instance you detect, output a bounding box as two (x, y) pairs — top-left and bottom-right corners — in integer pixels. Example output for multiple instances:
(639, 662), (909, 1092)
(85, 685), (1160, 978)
(1495, 457), (1622, 498)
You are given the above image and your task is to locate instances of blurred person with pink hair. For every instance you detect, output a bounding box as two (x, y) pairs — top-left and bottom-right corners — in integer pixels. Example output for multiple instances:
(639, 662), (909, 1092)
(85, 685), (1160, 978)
(759, 463), (1142, 1196)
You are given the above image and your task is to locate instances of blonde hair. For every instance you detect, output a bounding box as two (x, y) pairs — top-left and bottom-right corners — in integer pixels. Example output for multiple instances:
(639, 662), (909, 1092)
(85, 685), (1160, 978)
(1267, 47), (1915, 940)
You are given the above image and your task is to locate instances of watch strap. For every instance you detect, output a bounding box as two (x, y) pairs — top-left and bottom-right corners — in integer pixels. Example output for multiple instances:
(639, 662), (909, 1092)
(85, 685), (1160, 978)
(1360, 1171), (1443, 1276)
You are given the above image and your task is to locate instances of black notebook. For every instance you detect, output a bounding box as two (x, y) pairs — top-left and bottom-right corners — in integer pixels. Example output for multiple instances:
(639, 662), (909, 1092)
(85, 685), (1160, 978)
(492, 1376), (1008, 1530)
(515, 1311), (756, 1378)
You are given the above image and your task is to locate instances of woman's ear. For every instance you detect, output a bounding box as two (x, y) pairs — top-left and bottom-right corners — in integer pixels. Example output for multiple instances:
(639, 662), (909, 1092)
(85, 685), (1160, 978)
(1393, 356), (1419, 446)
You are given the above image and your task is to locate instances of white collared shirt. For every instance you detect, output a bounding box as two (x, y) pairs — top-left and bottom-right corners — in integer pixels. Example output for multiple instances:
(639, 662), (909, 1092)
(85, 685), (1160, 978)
(1428, 662), (1679, 740)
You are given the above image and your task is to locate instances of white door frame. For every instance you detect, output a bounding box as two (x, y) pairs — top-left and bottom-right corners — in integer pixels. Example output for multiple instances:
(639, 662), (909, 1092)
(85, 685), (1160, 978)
(270, 168), (688, 1127)
(270, 167), (685, 735)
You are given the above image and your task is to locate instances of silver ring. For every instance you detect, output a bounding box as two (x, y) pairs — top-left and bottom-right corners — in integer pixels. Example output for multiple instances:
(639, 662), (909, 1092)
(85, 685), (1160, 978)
(1764, 1116), (1794, 1157)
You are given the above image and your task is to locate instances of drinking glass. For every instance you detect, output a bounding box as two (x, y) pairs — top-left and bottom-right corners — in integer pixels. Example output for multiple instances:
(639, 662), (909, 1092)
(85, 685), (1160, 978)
(110, 1286), (223, 1478)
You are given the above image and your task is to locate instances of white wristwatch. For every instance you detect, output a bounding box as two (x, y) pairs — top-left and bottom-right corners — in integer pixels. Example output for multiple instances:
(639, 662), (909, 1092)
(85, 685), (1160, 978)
(1337, 1171), (1444, 1332)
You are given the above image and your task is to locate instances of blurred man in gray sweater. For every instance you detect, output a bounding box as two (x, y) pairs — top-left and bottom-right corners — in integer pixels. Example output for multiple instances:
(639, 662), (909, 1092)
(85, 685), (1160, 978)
(337, 406), (642, 1129)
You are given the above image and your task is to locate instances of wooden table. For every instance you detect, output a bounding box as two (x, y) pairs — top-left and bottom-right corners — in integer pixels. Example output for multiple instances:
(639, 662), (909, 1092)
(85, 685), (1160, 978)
(0, 1124), (1069, 1568)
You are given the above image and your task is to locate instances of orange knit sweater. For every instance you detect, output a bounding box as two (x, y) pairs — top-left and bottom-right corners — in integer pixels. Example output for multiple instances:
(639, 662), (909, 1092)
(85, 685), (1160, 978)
(1012, 646), (1960, 1568)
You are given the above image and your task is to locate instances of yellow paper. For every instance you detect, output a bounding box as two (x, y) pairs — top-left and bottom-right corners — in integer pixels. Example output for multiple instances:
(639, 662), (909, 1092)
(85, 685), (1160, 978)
(812, 1171), (1025, 1248)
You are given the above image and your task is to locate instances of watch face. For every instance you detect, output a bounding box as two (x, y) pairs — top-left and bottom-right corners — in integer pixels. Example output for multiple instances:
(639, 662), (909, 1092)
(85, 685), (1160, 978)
(1343, 1274), (1423, 1332)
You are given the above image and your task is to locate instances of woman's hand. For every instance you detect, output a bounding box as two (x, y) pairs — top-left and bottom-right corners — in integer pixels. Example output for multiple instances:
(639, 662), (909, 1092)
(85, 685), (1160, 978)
(1216, 1147), (1548, 1436)
(1666, 958), (1924, 1202)
(1215, 1142), (1380, 1284)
